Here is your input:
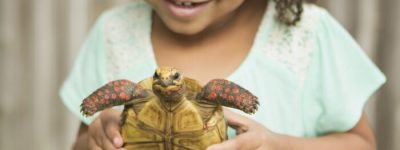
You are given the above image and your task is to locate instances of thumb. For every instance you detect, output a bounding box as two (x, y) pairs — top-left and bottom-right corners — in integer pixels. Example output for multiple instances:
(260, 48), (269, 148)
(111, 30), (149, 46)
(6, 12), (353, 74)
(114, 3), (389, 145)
(104, 117), (124, 147)
(101, 109), (124, 148)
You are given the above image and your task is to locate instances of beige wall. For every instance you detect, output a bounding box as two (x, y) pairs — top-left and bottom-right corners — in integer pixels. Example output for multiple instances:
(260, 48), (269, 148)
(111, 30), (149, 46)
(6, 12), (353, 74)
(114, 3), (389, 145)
(0, 0), (398, 149)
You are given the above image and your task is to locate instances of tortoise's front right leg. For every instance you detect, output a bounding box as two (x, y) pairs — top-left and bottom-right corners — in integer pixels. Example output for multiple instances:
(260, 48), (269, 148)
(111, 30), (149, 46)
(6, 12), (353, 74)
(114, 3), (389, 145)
(80, 80), (148, 116)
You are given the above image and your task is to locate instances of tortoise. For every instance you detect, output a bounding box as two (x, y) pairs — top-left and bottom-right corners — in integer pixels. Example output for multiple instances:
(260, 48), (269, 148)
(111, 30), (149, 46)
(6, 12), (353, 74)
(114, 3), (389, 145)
(80, 67), (259, 150)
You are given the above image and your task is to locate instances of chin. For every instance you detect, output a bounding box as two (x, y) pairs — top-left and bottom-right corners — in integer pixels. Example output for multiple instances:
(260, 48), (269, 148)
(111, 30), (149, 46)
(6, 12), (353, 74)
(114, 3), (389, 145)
(167, 23), (206, 36)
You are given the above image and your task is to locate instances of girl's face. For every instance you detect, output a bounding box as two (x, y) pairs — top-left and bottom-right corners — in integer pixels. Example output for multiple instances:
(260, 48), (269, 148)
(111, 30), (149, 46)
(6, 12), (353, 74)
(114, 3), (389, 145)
(146, 0), (246, 35)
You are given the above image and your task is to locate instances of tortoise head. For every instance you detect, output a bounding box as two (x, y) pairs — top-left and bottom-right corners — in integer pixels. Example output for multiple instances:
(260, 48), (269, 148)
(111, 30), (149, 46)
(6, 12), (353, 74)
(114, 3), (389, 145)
(152, 67), (186, 102)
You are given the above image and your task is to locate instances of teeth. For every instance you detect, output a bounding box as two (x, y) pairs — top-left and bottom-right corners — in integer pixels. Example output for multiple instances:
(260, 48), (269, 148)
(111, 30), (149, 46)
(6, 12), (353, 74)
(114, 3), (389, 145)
(173, 0), (194, 7)
(184, 2), (192, 6)
(176, 1), (183, 6)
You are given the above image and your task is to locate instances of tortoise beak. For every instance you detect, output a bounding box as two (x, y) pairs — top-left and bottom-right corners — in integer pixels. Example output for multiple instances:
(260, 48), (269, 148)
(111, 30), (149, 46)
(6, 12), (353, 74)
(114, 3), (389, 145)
(160, 80), (173, 87)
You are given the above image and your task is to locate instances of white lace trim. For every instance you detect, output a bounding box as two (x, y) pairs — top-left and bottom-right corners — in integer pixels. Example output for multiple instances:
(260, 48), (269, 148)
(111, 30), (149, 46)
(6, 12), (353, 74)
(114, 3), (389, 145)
(263, 4), (321, 84)
(104, 1), (152, 80)
(104, 1), (322, 85)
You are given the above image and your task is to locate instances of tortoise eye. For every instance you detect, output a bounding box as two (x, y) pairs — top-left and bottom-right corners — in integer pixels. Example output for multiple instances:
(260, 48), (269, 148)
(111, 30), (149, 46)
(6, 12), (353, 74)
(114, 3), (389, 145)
(153, 72), (159, 79)
(173, 72), (180, 80)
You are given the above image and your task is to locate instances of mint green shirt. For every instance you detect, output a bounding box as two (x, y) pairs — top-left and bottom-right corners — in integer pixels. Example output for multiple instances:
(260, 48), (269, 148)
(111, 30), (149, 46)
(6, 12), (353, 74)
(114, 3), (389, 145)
(60, 0), (386, 137)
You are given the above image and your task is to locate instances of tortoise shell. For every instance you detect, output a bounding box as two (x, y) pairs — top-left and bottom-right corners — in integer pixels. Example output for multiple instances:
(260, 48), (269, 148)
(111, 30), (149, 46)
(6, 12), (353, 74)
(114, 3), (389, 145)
(81, 67), (259, 150)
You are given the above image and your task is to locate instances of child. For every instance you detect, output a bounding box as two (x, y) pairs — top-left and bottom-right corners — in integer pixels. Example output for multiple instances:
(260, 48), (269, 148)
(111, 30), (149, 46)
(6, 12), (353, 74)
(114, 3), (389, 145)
(60, 0), (386, 149)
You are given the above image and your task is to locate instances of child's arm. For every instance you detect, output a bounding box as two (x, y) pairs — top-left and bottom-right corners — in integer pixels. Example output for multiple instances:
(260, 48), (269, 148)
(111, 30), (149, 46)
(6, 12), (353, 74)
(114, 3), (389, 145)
(207, 110), (376, 150)
(72, 109), (124, 150)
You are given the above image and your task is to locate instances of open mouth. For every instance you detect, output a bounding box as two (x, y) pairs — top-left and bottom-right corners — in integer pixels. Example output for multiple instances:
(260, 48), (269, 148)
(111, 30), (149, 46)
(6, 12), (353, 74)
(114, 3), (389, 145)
(164, 0), (212, 18)
(167, 0), (210, 8)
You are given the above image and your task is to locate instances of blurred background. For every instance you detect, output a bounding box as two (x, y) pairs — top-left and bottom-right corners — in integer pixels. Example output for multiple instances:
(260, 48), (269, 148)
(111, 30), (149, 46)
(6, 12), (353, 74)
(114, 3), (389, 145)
(0, 0), (399, 149)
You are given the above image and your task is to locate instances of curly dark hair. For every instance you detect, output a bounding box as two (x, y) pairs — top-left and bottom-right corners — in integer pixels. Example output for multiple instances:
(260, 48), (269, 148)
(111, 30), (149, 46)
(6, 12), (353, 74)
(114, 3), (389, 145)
(274, 0), (317, 25)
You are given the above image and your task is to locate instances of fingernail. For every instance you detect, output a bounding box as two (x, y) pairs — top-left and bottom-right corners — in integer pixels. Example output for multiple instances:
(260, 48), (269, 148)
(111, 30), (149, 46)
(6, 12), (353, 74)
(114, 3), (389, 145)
(113, 137), (123, 146)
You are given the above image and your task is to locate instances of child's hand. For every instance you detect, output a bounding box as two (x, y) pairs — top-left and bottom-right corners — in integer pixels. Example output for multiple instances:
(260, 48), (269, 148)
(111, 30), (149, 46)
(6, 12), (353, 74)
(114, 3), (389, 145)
(207, 109), (279, 150)
(87, 109), (125, 150)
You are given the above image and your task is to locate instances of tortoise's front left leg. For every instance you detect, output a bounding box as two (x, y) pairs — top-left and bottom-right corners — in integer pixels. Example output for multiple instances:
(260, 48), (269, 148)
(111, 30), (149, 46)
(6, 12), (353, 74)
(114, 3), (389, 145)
(197, 79), (259, 114)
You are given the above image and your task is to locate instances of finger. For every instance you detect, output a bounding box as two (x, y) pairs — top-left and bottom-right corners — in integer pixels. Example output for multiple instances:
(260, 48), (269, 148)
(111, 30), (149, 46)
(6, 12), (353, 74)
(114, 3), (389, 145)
(102, 116), (123, 148)
(207, 133), (259, 150)
(102, 135), (119, 150)
(88, 136), (102, 150)
(223, 108), (250, 132)
(207, 138), (240, 150)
